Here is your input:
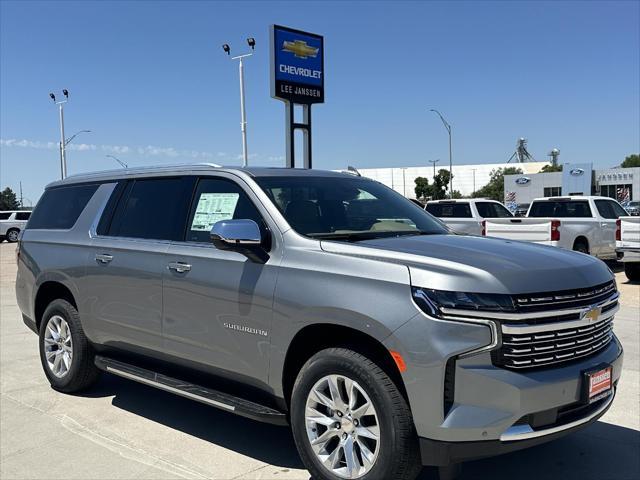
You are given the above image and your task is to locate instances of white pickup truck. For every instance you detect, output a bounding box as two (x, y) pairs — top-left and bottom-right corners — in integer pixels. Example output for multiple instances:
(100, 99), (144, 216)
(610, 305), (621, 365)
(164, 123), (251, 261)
(424, 198), (512, 235)
(616, 216), (640, 281)
(483, 196), (627, 260)
(0, 210), (32, 243)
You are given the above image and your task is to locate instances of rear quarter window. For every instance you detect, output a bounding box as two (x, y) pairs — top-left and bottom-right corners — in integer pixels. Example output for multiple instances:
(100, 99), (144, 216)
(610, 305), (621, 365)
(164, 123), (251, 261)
(425, 203), (472, 218)
(28, 184), (99, 229)
(0, 212), (11, 220)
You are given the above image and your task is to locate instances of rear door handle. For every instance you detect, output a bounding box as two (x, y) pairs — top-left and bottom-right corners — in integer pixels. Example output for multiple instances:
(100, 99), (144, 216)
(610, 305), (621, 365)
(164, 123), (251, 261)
(95, 254), (113, 264)
(168, 262), (191, 273)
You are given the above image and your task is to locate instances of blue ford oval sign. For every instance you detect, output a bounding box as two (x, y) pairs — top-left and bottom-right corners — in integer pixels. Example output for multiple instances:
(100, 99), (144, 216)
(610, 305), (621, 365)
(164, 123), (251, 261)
(515, 177), (531, 185)
(570, 168), (584, 176)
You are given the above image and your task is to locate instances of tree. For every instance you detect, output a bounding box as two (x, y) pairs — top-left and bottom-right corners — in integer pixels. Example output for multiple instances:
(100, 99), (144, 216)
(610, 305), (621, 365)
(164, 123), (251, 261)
(451, 190), (463, 199)
(432, 169), (452, 200)
(0, 187), (19, 210)
(472, 167), (523, 201)
(540, 164), (563, 173)
(621, 154), (640, 168)
(414, 177), (432, 200)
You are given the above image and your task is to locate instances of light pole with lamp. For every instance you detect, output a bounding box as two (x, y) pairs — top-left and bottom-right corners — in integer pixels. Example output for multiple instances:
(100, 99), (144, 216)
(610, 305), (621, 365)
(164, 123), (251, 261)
(430, 109), (453, 198)
(49, 90), (69, 179)
(106, 155), (128, 169)
(222, 37), (255, 168)
(428, 159), (440, 181)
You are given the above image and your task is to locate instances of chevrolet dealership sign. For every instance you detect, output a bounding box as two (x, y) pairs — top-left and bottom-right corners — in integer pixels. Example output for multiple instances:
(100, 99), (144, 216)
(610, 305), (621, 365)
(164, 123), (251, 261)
(271, 25), (324, 104)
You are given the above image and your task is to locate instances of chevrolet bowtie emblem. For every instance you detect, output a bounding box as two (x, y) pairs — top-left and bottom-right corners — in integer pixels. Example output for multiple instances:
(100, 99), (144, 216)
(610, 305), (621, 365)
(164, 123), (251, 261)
(282, 40), (319, 59)
(582, 306), (601, 322)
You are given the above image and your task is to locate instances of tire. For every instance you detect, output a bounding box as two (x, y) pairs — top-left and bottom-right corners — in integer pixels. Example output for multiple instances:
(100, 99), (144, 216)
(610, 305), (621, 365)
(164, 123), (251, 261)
(6, 228), (19, 243)
(38, 299), (100, 393)
(290, 348), (421, 480)
(573, 239), (589, 255)
(625, 262), (640, 282)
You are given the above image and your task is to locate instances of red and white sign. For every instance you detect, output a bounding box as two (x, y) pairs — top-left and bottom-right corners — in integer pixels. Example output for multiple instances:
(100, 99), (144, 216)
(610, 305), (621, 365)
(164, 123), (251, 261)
(588, 367), (612, 400)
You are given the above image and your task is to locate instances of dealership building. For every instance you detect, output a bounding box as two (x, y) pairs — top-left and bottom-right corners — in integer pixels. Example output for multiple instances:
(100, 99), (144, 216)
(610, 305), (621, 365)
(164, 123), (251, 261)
(504, 164), (639, 207)
(358, 161), (550, 199)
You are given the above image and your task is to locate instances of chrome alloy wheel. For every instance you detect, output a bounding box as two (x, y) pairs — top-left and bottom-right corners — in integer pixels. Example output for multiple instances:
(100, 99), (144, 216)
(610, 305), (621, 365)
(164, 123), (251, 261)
(305, 374), (381, 479)
(6, 230), (19, 242)
(43, 315), (73, 378)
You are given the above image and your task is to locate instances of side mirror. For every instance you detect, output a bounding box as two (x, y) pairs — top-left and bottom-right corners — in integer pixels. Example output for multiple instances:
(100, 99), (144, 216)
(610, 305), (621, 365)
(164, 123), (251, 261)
(210, 219), (269, 263)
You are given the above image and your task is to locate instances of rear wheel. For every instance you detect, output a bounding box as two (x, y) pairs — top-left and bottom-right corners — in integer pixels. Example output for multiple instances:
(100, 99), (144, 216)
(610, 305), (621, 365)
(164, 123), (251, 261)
(6, 228), (19, 243)
(624, 262), (640, 282)
(39, 299), (100, 392)
(291, 348), (421, 480)
(573, 239), (589, 254)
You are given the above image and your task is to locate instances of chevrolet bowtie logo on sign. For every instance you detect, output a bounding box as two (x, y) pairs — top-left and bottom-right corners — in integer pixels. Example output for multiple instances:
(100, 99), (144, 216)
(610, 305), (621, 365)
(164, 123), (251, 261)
(271, 24), (324, 104)
(282, 40), (319, 59)
(582, 306), (602, 323)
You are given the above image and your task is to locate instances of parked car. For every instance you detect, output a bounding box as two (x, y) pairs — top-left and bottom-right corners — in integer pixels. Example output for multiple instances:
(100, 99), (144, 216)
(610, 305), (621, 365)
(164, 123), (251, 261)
(624, 201), (640, 216)
(484, 196), (627, 259)
(425, 199), (512, 235)
(17, 166), (623, 480)
(514, 203), (530, 217)
(0, 210), (32, 242)
(616, 216), (640, 281)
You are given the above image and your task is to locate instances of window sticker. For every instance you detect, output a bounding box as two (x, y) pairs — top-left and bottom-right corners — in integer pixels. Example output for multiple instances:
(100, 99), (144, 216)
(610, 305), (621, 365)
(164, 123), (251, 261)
(190, 193), (240, 231)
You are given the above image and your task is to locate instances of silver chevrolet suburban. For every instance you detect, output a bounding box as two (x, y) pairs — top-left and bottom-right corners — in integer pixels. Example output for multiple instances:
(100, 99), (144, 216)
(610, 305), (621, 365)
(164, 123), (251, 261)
(16, 165), (623, 480)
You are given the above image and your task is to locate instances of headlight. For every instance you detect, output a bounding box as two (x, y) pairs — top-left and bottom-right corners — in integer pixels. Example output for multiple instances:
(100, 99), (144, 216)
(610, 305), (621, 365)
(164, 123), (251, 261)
(412, 287), (516, 318)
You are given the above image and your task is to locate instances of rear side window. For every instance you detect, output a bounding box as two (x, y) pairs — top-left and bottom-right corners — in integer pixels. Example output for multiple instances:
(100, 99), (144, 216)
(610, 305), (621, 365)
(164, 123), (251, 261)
(425, 203), (472, 218)
(528, 200), (592, 218)
(0, 212), (11, 220)
(28, 184), (99, 229)
(15, 212), (31, 221)
(475, 202), (512, 218)
(107, 177), (193, 241)
(595, 200), (627, 219)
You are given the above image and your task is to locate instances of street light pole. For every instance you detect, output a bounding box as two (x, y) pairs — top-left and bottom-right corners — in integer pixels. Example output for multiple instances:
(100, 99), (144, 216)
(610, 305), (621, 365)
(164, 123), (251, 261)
(430, 109), (453, 198)
(472, 168), (477, 193)
(428, 159), (440, 181)
(222, 38), (255, 168)
(106, 155), (128, 168)
(50, 90), (70, 179)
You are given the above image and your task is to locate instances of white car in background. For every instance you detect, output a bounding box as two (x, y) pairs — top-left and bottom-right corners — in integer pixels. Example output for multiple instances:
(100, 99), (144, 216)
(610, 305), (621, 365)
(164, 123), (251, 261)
(0, 210), (32, 243)
(424, 198), (512, 235)
(616, 216), (640, 281)
(483, 196), (627, 260)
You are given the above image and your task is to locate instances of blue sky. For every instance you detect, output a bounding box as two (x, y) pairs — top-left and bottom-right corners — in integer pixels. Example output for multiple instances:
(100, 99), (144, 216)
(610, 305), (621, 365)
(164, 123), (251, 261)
(1, 0), (639, 204)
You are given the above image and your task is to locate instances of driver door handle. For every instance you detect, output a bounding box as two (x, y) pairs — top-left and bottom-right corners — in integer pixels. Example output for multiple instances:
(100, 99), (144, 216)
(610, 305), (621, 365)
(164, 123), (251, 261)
(95, 254), (113, 264)
(168, 262), (191, 273)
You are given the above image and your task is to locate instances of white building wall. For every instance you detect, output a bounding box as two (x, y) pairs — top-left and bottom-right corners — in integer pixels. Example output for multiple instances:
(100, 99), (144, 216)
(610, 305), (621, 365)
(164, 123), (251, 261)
(358, 162), (550, 199)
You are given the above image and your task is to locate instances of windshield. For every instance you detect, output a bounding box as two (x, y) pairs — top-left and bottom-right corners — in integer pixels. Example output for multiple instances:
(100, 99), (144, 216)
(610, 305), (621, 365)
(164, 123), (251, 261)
(255, 175), (449, 239)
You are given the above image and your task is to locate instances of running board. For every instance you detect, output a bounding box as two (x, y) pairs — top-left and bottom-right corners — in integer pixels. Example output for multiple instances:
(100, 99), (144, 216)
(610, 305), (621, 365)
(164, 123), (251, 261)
(94, 356), (288, 426)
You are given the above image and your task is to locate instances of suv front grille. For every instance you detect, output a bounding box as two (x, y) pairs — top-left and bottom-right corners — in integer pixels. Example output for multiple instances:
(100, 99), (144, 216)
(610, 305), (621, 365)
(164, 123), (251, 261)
(491, 281), (618, 370)
(493, 315), (615, 369)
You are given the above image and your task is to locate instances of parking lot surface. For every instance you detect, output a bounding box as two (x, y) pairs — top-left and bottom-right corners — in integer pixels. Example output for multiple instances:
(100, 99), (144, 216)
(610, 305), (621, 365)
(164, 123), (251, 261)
(1, 242), (638, 479)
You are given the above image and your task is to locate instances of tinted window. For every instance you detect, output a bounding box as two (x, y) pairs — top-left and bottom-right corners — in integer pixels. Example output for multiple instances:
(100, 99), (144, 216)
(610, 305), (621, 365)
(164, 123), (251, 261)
(426, 203), (473, 218)
(256, 176), (448, 238)
(475, 202), (512, 218)
(108, 177), (193, 240)
(28, 184), (99, 229)
(0, 212), (11, 220)
(528, 200), (592, 218)
(15, 212), (31, 221)
(186, 178), (266, 243)
(595, 200), (627, 219)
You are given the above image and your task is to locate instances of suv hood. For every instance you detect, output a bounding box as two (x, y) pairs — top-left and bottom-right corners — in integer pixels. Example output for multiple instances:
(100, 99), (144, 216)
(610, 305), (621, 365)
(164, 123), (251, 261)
(320, 234), (612, 294)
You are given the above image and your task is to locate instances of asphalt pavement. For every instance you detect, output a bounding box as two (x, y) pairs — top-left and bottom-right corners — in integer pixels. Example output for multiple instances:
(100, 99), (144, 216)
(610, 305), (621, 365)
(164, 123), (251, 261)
(0, 242), (638, 479)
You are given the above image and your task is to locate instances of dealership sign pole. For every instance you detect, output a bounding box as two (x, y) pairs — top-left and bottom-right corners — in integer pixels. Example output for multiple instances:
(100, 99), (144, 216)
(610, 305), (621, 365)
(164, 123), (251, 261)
(270, 25), (324, 168)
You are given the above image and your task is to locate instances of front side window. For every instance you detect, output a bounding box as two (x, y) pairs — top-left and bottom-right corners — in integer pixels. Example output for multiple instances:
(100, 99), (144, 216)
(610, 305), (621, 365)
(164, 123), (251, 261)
(528, 200), (592, 218)
(28, 184), (99, 229)
(256, 175), (448, 239)
(186, 178), (266, 243)
(475, 202), (512, 218)
(107, 177), (193, 241)
(425, 203), (472, 218)
(15, 212), (31, 221)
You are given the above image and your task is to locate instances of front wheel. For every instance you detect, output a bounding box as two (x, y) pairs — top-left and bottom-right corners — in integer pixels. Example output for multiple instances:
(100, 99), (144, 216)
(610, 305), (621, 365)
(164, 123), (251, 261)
(6, 228), (19, 243)
(625, 262), (640, 282)
(291, 348), (421, 480)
